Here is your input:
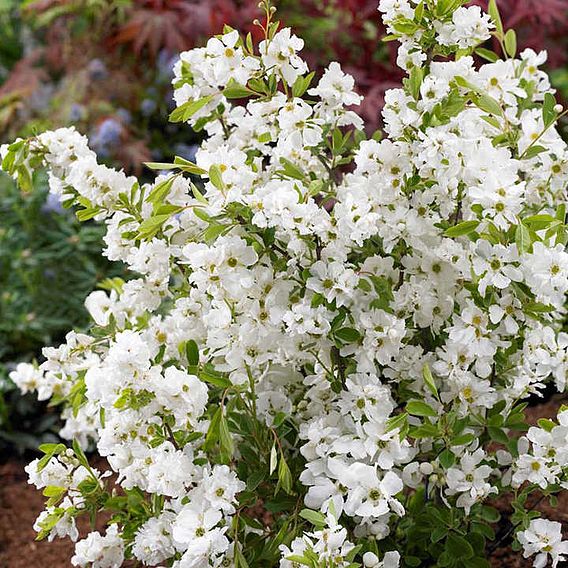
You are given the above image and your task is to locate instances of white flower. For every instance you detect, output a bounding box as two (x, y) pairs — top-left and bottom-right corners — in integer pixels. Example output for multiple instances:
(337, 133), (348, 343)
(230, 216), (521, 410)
(435, 6), (493, 49)
(259, 28), (308, 86)
(85, 290), (113, 326)
(308, 62), (362, 108)
(71, 525), (124, 568)
(445, 449), (496, 514)
(363, 551), (401, 568)
(518, 518), (568, 568)
(8, 362), (42, 394)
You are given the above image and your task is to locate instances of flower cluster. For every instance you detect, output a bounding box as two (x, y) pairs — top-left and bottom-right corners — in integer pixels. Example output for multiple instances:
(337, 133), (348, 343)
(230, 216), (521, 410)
(2, 0), (567, 566)
(518, 518), (568, 568)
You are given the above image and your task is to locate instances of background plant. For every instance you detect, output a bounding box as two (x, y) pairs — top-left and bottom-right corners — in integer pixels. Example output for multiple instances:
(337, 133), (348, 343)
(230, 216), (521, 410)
(0, 172), (120, 453)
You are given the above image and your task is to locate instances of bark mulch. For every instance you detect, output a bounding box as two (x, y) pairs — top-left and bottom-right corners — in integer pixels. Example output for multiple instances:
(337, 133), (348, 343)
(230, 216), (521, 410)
(1, 397), (566, 567)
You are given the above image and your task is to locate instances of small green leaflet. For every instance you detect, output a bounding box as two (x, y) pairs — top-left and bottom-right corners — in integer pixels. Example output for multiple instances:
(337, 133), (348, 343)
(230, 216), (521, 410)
(169, 96), (213, 123)
(444, 220), (479, 238)
(299, 509), (326, 527)
(504, 29), (517, 58)
(422, 364), (438, 397)
(406, 400), (438, 417)
(542, 92), (557, 128)
(515, 221), (531, 254)
(488, 0), (504, 37)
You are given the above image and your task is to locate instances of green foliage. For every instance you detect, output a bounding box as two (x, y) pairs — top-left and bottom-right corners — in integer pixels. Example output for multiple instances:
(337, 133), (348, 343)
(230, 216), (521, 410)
(0, 172), (119, 452)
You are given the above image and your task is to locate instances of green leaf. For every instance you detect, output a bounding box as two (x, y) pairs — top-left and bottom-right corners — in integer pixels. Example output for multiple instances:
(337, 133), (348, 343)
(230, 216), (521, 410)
(173, 156), (207, 175)
(431, 526), (448, 543)
(278, 157), (305, 180)
(39, 443), (63, 455)
(504, 29), (517, 58)
(270, 444), (278, 475)
(144, 161), (177, 170)
(488, 0), (504, 37)
(42, 486), (66, 498)
(247, 470), (265, 491)
(234, 546), (250, 568)
(414, 1), (424, 21)
(543, 92), (557, 128)
(523, 214), (558, 230)
(488, 426), (509, 444)
(475, 48), (499, 63)
(169, 96), (213, 123)
(522, 145), (546, 160)
(479, 505), (500, 523)
(334, 327), (361, 343)
(72, 438), (90, 471)
(537, 418), (556, 432)
(219, 411), (234, 462)
(185, 340), (199, 367)
(245, 32), (254, 54)
(408, 66), (424, 101)
(439, 449), (455, 469)
(480, 115), (501, 130)
(203, 223), (228, 242)
(284, 555), (311, 567)
(472, 93), (502, 116)
(406, 400), (437, 417)
(277, 454), (293, 494)
(446, 533), (474, 559)
(408, 422), (440, 440)
(386, 412), (408, 433)
(444, 220), (480, 237)
(292, 72), (315, 98)
(392, 17), (419, 35)
(147, 176), (176, 204)
(524, 301), (554, 314)
(204, 407), (222, 450)
(515, 221), (531, 254)
(199, 370), (232, 389)
(450, 433), (475, 446)
(75, 206), (102, 223)
(208, 165), (226, 191)
(137, 214), (171, 238)
(422, 364), (438, 397)
(299, 509), (326, 527)
(223, 78), (255, 99)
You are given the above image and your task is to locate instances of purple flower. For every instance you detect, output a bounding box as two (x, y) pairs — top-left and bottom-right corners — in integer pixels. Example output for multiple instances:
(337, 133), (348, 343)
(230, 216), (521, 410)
(69, 104), (85, 122)
(41, 193), (64, 215)
(141, 99), (157, 116)
(91, 118), (123, 157)
(88, 59), (108, 81)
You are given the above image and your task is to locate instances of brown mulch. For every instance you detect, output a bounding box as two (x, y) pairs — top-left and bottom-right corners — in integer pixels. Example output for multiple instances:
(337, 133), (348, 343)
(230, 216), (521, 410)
(0, 458), (78, 568)
(0, 397), (566, 567)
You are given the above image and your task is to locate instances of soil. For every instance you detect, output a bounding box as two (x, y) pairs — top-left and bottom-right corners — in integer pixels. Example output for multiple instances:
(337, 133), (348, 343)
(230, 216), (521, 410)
(0, 397), (566, 568)
(0, 458), (76, 568)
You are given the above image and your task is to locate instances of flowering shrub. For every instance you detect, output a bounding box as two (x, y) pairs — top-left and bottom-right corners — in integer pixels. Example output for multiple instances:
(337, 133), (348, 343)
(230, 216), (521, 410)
(2, 0), (568, 566)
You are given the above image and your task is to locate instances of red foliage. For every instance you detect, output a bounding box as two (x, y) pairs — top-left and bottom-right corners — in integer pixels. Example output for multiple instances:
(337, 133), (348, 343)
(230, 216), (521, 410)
(111, 0), (216, 56)
(109, 0), (262, 57)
